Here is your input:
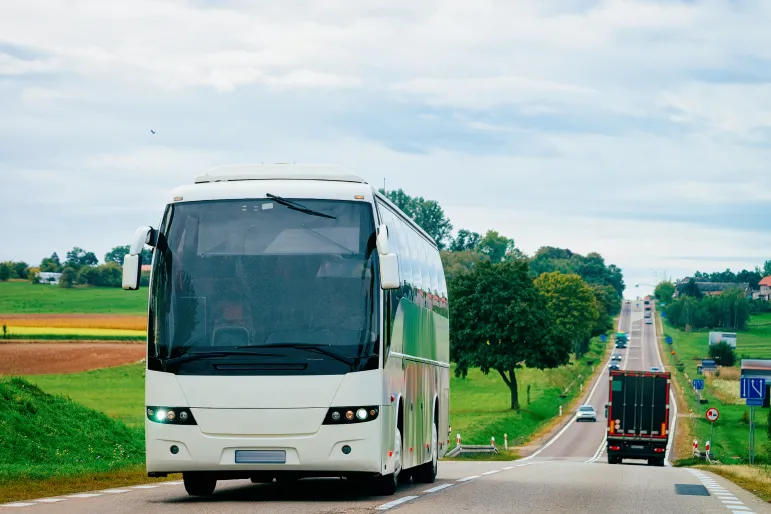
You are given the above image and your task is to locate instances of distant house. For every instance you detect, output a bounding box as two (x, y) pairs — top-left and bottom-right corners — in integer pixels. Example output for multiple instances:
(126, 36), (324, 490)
(141, 264), (152, 272)
(673, 278), (751, 298)
(752, 276), (771, 301)
(38, 272), (62, 285)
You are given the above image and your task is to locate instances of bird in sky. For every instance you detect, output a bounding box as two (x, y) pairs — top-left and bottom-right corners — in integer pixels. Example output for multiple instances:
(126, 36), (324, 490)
(150, 129), (156, 134)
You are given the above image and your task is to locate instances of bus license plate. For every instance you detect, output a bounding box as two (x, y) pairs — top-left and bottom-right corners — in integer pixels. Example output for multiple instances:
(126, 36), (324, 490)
(630, 445), (644, 450)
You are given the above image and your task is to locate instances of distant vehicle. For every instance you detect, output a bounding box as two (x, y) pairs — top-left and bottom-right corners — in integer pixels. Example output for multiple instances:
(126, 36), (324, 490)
(607, 369), (670, 467)
(650, 367), (661, 372)
(625, 300), (631, 304)
(645, 318), (652, 324)
(615, 332), (628, 348)
(575, 405), (597, 422)
(611, 354), (622, 361)
(644, 311), (651, 318)
(609, 363), (621, 371)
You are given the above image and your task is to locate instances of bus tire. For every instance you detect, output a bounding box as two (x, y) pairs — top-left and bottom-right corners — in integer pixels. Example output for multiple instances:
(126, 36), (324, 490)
(183, 472), (217, 497)
(412, 422), (437, 483)
(373, 427), (402, 495)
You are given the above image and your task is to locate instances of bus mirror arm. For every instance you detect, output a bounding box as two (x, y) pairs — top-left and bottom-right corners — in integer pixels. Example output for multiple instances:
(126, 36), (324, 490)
(122, 226), (155, 291)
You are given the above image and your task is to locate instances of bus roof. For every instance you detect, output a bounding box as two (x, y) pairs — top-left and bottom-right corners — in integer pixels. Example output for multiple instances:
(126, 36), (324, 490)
(194, 164), (368, 185)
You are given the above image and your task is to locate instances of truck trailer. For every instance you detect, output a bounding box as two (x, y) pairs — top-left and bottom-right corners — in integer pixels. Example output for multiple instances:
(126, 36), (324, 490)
(606, 370), (670, 466)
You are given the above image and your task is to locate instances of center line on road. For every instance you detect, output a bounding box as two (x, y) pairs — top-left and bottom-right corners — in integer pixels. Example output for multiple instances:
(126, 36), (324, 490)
(376, 495), (419, 510)
(423, 484), (453, 493)
(457, 475), (479, 482)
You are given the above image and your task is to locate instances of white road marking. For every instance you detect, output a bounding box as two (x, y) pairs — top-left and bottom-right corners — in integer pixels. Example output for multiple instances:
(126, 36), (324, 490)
(456, 475), (479, 482)
(36, 499), (66, 503)
(102, 489), (131, 493)
(501, 466), (515, 470)
(376, 495), (419, 510)
(422, 484), (453, 493)
(1, 503), (37, 507)
(161, 481), (183, 485)
(482, 470), (501, 475)
(131, 485), (160, 489)
(66, 493), (102, 498)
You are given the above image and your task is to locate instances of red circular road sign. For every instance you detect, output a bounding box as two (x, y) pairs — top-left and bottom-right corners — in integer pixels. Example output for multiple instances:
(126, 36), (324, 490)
(705, 407), (719, 422)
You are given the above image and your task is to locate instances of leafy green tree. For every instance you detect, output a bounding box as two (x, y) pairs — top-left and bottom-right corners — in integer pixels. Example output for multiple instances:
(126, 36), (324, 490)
(534, 272), (600, 358)
(440, 250), (489, 282)
(449, 259), (566, 411)
(379, 188), (453, 249)
(59, 267), (76, 288)
(65, 247), (98, 268)
(477, 230), (517, 263)
(105, 245), (131, 265)
(680, 278), (702, 298)
(590, 284), (617, 336)
(449, 229), (481, 252)
(528, 246), (624, 300)
(40, 252), (62, 272)
(0, 264), (10, 281)
(654, 281), (675, 301)
(708, 341), (736, 367)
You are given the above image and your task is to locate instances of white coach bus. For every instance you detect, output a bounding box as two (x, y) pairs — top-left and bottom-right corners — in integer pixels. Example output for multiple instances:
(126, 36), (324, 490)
(121, 164), (450, 497)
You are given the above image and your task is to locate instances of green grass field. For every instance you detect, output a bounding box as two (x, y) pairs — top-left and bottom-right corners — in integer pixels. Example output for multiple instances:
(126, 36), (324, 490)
(0, 377), (145, 488)
(0, 281), (148, 315)
(23, 365), (147, 426)
(660, 315), (771, 465)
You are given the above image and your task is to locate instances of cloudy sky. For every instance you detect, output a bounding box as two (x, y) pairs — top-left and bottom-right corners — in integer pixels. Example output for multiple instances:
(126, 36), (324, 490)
(3, 0), (771, 297)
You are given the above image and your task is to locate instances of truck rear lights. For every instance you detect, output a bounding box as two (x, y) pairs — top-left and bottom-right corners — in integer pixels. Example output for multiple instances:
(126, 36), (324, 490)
(323, 406), (379, 424)
(609, 445), (620, 451)
(146, 406), (197, 425)
(654, 448), (665, 453)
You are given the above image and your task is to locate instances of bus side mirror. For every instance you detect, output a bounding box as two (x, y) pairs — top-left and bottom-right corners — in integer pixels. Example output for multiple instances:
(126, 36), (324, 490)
(122, 226), (155, 290)
(377, 224), (400, 290)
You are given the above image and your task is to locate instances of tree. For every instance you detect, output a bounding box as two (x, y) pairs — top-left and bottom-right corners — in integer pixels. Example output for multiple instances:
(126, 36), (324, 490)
(379, 188), (453, 249)
(59, 267), (76, 288)
(680, 278), (702, 298)
(0, 264), (10, 281)
(65, 247), (98, 268)
(449, 229), (481, 252)
(440, 250), (489, 282)
(534, 272), (600, 358)
(708, 341), (736, 367)
(105, 245), (131, 265)
(590, 284), (617, 336)
(40, 253), (61, 272)
(449, 259), (567, 411)
(654, 281), (675, 301)
(528, 246), (624, 301)
(477, 230), (517, 263)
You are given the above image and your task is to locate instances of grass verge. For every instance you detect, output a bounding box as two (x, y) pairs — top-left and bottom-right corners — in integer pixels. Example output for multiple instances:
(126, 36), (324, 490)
(0, 377), (151, 503)
(0, 281), (147, 315)
(693, 464), (771, 504)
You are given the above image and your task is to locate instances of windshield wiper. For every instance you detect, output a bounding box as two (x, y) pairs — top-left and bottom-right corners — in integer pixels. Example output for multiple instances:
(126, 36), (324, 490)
(256, 343), (359, 367)
(163, 349), (278, 366)
(266, 193), (337, 220)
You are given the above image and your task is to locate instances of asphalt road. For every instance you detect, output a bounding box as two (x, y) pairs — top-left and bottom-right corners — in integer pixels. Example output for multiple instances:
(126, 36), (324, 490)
(3, 301), (768, 513)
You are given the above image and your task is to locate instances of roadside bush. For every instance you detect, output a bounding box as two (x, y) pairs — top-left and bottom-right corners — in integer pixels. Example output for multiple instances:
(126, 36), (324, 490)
(59, 267), (76, 288)
(709, 342), (736, 367)
(0, 264), (10, 281)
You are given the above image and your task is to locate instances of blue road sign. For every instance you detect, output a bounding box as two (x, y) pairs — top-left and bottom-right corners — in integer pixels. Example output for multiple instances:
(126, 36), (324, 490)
(741, 378), (767, 400)
(693, 379), (705, 390)
(600, 334), (607, 343)
(665, 336), (673, 344)
(747, 398), (763, 407)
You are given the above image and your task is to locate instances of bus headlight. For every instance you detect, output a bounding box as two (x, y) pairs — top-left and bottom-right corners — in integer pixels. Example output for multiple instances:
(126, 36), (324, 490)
(323, 406), (379, 424)
(146, 406), (197, 425)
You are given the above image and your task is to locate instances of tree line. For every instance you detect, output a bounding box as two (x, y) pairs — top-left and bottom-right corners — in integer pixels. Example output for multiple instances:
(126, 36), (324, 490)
(0, 246), (152, 289)
(381, 188), (625, 411)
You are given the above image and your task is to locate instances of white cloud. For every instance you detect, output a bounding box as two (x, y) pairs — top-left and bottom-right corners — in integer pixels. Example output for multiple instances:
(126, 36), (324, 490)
(2, 0), (771, 289)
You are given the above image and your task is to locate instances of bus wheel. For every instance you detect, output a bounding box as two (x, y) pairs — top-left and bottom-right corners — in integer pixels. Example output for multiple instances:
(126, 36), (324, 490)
(183, 472), (217, 496)
(373, 427), (401, 495)
(413, 422), (437, 483)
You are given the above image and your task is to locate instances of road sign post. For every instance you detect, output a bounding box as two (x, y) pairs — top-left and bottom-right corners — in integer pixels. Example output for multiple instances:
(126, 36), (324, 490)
(705, 407), (719, 459)
(740, 377), (766, 464)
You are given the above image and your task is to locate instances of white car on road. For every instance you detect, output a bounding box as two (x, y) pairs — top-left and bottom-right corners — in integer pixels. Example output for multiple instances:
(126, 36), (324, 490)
(575, 405), (597, 422)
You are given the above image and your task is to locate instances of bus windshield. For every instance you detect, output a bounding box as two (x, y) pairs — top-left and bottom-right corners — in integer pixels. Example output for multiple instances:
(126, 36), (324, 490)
(147, 198), (380, 376)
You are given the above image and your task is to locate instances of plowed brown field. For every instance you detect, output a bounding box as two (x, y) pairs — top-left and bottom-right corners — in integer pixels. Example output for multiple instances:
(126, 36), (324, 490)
(0, 343), (145, 375)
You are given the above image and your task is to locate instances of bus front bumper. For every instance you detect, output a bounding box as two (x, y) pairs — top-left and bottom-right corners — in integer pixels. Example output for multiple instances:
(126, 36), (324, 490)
(146, 422), (385, 475)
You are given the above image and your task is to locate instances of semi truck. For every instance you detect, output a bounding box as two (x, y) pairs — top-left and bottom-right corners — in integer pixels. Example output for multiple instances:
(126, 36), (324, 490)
(606, 370), (670, 466)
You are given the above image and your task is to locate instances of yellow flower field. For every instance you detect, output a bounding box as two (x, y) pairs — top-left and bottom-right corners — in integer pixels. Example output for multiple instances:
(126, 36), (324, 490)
(6, 326), (146, 337)
(0, 315), (146, 331)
